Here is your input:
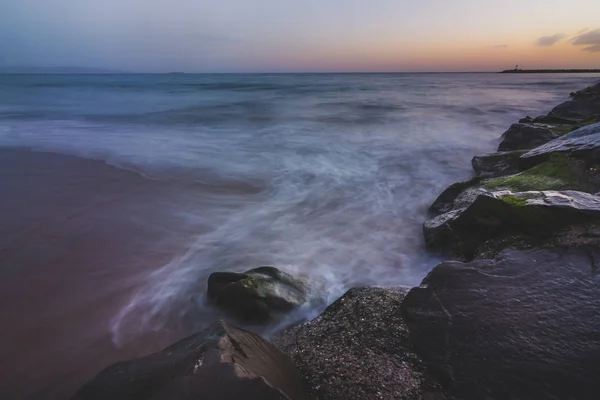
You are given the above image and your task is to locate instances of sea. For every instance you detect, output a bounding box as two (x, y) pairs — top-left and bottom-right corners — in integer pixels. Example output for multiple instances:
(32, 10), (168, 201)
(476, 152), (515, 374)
(0, 72), (598, 398)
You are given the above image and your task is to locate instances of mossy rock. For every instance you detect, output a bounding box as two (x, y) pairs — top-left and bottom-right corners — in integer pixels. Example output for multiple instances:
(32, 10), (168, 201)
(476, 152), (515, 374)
(207, 266), (321, 323)
(423, 189), (600, 259)
(433, 154), (588, 218)
(483, 154), (587, 192)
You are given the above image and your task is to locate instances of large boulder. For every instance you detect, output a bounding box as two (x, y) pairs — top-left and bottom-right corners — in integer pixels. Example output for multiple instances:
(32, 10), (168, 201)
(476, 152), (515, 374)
(401, 247), (600, 400)
(521, 122), (600, 168)
(497, 123), (558, 151)
(72, 321), (312, 400)
(207, 267), (321, 322)
(424, 190), (600, 258)
(275, 287), (452, 400)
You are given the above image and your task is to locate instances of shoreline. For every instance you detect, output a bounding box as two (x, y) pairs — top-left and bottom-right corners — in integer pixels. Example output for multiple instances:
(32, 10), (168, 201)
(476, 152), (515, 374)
(73, 79), (600, 399)
(0, 149), (221, 398)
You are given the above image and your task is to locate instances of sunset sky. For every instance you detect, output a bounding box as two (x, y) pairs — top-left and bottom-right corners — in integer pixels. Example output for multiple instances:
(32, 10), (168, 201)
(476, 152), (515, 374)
(1, 0), (600, 72)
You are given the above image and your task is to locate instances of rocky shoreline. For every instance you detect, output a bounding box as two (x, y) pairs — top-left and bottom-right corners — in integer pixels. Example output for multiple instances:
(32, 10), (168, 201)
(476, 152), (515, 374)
(73, 81), (600, 399)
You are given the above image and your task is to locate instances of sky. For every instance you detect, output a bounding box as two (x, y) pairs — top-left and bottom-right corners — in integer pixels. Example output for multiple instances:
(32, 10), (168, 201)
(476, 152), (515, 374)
(1, 0), (600, 72)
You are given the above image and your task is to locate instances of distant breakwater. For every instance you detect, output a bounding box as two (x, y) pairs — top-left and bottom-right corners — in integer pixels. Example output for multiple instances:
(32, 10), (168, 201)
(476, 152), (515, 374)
(501, 68), (600, 73)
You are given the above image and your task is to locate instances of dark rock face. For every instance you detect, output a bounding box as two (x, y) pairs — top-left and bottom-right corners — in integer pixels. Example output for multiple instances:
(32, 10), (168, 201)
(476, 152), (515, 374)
(424, 190), (600, 258)
(207, 267), (320, 322)
(402, 247), (600, 400)
(275, 287), (452, 400)
(471, 150), (526, 177)
(549, 82), (600, 120)
(521, 122), (600, 165)
(551, 99), (599, 119)
(72, 321), (312, 400)
(497, 123), (558, 151)
(414, 80), (600, 399)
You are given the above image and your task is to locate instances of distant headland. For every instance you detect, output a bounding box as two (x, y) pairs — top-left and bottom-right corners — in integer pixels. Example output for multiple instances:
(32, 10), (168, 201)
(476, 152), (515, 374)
(0, 66), (125, 74)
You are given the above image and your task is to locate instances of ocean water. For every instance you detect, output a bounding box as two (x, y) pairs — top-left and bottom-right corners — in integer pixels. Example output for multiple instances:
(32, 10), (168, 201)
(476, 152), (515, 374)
(0, 73), (599, 396)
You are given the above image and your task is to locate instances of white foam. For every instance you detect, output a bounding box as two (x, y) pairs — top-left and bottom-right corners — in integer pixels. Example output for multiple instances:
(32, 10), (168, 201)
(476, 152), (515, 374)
(1, 73), (593, 345)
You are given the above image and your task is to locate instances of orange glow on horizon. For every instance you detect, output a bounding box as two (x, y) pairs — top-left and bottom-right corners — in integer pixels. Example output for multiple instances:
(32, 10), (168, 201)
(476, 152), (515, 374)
(246, 31), (600, 72)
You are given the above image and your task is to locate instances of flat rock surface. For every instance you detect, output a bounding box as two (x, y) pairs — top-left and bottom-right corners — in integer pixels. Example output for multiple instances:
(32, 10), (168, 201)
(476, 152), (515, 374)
(401, 247), (600, 400)
(275, 287), (452, 400)
(72, 321), (312, 400)
(521, 189), (600, 210)
(522, 122), (600, 160)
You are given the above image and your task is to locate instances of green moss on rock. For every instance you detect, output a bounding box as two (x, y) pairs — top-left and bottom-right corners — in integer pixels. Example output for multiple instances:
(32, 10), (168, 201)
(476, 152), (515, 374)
(500, 193), (539, 207)
(484, 154), (580, 192)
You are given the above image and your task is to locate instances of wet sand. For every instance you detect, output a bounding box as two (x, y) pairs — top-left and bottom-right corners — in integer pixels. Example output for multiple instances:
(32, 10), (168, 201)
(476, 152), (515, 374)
(0, 149), (223, 398)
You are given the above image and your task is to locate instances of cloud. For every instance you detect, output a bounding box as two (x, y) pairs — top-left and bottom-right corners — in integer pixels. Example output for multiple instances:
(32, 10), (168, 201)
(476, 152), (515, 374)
(572, 28), (600, 52)
(491, 44), (508, 49)
(535, 33), (566, 47)
(577, 28), (589, 35)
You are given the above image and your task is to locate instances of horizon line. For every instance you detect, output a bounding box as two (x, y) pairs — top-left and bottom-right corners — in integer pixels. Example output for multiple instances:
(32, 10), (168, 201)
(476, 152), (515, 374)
(0, 70), (536, 75)
(2, 68), (599, 75)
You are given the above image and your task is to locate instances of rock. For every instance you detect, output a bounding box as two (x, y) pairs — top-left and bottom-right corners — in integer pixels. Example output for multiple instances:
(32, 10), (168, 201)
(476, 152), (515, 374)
(521, 122), (600, 168)
(530, 114), (580, 125)
(549, 81), (600, 120)
(401, 247), (600, 400)
(430, 151), (561, 217)
(484, 153), (590, 193)
(429, 176), (485, 216)
(518, 116), (533, 123)
(274, 287), (452, 400)
(207, 267), (319, 322)
(423, 190), (600, 258)
(471, 150), (527, 177)
(498, 123), (558, 151)
(72, 321), (312, 400)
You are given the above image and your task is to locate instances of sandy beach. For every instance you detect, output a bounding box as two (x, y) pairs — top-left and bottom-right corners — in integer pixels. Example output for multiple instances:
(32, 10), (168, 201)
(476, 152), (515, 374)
(0, 149), (221, 398)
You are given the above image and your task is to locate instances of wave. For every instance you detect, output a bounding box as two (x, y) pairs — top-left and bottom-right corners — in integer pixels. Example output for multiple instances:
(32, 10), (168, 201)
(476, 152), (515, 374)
(23, 81), (299, 91)
(86, 100), (282, 126)
(502, 80), (592, 88)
